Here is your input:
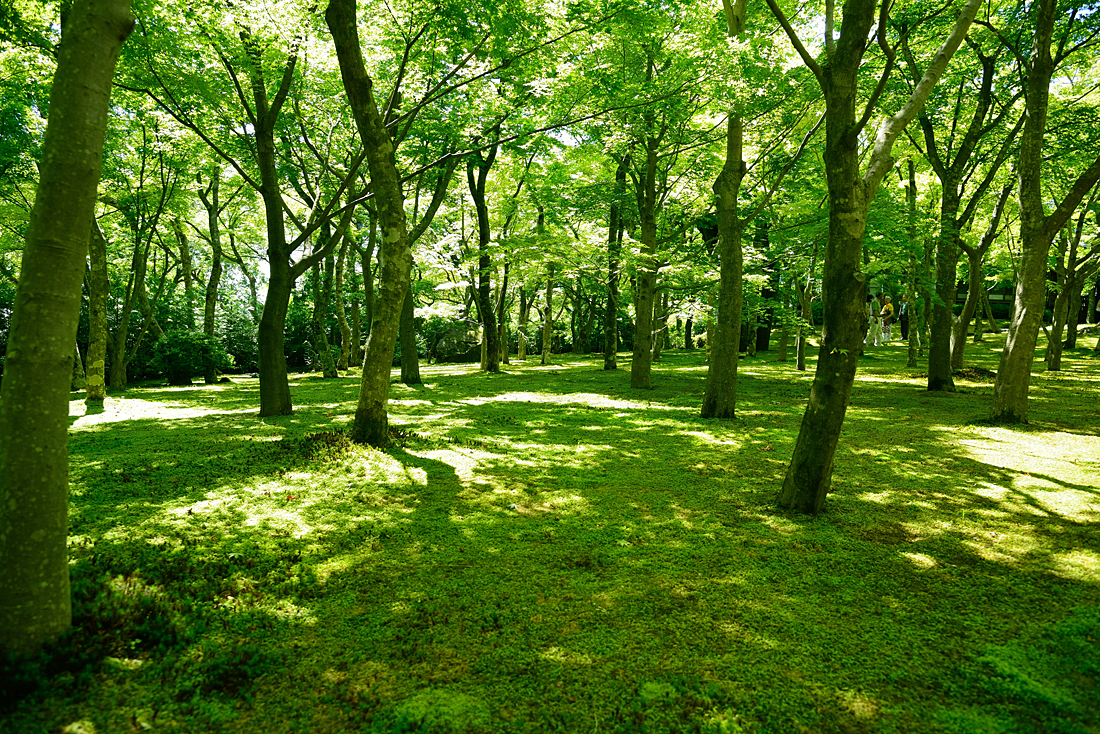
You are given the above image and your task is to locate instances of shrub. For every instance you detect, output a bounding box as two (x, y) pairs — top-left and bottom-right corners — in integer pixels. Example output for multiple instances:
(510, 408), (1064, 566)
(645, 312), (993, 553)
(151, 329), (233, 385)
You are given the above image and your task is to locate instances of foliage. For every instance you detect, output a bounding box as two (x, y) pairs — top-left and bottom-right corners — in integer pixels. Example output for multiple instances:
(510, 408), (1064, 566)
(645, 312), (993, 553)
(151, 329), (233, 385)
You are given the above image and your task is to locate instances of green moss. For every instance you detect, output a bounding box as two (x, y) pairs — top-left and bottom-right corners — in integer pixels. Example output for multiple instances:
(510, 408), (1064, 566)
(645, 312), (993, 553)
(2, 338), (1098, 733)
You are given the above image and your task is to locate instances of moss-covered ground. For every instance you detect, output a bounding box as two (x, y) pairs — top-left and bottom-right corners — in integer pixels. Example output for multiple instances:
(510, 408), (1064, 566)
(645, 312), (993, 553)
(2, 334), (1099, 733)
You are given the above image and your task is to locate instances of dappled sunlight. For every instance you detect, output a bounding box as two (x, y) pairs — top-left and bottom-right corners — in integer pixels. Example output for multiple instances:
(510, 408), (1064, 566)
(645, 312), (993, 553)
(69, 395), (255, 426)
(455, 390), (680, 411)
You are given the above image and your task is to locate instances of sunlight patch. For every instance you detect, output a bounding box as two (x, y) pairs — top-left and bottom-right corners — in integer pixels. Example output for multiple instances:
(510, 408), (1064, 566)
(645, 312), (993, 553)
(680, 430), (740, 446)
(539, 646), (595, 665)
(457, 391), (678, 411)
(1049, 549), (1100, 582)
(69, 396), (251, 426)
(901, 552), (938, 570)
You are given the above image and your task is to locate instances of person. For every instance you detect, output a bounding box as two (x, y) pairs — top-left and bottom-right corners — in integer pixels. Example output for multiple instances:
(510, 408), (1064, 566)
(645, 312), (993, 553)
(879, 295), (894, 342)
(899, 295), (910, 340)
(865, 294), (881, 347)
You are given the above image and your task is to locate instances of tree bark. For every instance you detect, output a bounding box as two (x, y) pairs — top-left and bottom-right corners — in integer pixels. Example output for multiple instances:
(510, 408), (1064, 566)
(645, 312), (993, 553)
(517, 285), (529, 361)
(328, 0), (414, 446)
(400, 282), (421, 384)
(197, 172), (224, 383)
(541, 261), (554, 365)
(952, 177), (1013, 368)
(70, 343), (87, 392)
(604, 154), (627, 370)
(768, 0), (981, 513)
(85, 219), (110, 402)
(991, 0), (1100, 422)
(467, 143), (501, 373)
(630, 139), (659, 389)
(701, 113), (746, 419)
(0, 0), (133, 656)
(335, 233), (352, 370)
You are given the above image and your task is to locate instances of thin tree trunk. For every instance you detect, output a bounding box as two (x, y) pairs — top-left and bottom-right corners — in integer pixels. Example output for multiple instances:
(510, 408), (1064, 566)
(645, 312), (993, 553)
(71, 343), (87, 392)
(604, 155), (627, 370)
(0, 0), (133, 656)
(517, 286), (529, 361)
(198, 172), (224, 383)
(335, 233), (351, 370)
(399, 282), (420, 384)
(631, 140), (659, 389)
(541, 262), (554, 365)
(86, 219), (110, 402)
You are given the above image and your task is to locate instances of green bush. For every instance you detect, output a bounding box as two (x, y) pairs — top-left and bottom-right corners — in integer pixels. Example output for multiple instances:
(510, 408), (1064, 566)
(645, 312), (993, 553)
(151, 329), (233, 385)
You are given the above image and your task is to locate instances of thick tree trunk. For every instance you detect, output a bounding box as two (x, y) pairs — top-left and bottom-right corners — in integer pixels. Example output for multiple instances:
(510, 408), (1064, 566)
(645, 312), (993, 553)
(0, 0), (132, 656)
(771, 0), (981, 513)
(400, 283), (421, 384)
(701, 113), (746, 419)
(86, 220), (110, 402)
(992, 0), (1100, 422)
(328, 0), (414, 446)
(927, 192), (960, 391)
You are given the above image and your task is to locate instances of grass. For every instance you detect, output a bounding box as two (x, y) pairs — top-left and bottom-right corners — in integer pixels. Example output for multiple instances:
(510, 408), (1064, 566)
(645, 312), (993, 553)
(2, 333), (1098, 734)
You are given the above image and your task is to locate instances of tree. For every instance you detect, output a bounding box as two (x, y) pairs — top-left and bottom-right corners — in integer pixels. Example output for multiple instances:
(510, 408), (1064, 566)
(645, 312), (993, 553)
(990, 0), (1100, 422)
(766, 0), (982, 513)
(0, 0), (133, 655)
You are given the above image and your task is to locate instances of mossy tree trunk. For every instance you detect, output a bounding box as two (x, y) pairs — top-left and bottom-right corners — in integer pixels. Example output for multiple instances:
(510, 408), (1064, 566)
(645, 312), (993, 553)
(0, 0), (133, 656)
(328, 0), (414, 446)
(767, 0), (982, 513)
(992, 0), (1100, 423)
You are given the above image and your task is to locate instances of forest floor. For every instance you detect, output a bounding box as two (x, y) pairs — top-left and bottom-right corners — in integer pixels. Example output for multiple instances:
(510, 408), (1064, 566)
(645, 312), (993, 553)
(3, 333), (1099, 734)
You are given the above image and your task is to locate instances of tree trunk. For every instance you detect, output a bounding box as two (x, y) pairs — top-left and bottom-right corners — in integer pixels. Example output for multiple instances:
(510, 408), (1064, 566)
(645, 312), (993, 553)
(991, 0), (1100, 422)
(309, 240), (338, 378)
(198, 172), (224, 383)
(400, 282), (421, 384)
(335, 233), (351, 370)
(328, 0), (414, 446)
(952, 178), (1013, 368)
(701, 113), (746, 419)
(541, 262), (554, 365)
(769, 0), (981, 513)
(86, 219), (110, 402)
(517, 286), (529, 361)
(630, 141), (659, 389)
(467, 143), (500, 373)
(604, 155), (627, 370)
(0, 0), (132, 657)
(651, 290), (668, 361)
(172, 218), (195, 328)
(71, 343), (87, 392)
(927, 191), (960, 391)
(497, 262), (510, 365)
